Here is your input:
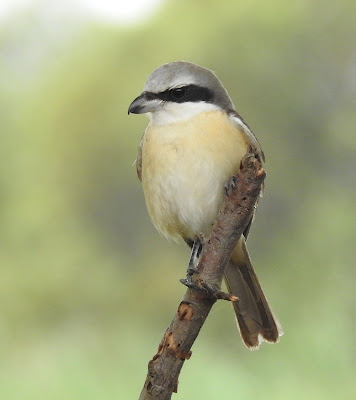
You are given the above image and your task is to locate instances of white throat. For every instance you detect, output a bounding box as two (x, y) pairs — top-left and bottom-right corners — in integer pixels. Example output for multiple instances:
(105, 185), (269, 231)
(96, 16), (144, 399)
(148, 102), (221, 125)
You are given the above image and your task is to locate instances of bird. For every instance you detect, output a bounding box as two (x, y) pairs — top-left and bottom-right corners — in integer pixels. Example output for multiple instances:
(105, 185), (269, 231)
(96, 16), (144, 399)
(128, 61), (283, 349)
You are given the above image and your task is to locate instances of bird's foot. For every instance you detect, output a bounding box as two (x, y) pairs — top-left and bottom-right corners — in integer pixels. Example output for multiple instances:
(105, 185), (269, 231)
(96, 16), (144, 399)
(183, 237), (202, 278)
(180, 277), (239, 302)
(224, 176), (237, 197)
(179, 262), (199, 290)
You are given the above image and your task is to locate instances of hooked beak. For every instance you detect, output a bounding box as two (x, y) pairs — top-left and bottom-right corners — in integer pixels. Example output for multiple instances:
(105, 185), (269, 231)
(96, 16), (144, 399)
(128, 92), (160, 115)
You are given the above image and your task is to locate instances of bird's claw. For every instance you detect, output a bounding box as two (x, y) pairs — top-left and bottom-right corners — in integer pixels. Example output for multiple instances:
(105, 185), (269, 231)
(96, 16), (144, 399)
(180, 277), (239, 302)
(224, 176), (237, 197)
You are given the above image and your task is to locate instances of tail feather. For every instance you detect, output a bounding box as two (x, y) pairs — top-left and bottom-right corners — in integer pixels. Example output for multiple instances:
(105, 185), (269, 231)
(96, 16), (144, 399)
(224, 237), (283, 349)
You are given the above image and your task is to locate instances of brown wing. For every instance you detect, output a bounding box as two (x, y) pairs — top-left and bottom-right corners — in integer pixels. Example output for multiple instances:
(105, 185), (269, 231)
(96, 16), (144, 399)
(227, 109), (265, 239)
(228, 109), (265, 163)
(136, 134), (144, 181)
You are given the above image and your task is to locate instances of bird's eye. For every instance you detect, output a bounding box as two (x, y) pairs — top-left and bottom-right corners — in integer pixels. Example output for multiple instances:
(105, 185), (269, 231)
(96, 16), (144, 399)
(170, 87), (187, 100)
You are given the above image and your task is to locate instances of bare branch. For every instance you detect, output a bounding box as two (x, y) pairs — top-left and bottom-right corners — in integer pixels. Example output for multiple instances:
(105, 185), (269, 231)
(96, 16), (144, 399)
(138, 152), (266, 400)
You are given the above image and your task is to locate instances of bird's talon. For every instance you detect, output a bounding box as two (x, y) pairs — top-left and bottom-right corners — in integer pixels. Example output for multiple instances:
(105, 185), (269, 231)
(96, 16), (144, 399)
(224, 176), (237, 197)
(187, 266), (199, 276)
(180, 278), (200, 291)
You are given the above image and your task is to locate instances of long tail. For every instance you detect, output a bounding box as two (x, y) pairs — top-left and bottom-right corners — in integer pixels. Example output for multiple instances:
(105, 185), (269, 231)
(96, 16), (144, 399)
(224, 237), (283, 349)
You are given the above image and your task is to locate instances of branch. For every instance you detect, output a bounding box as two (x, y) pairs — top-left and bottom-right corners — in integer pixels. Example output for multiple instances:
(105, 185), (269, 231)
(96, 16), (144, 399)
(138, 151), (266, 400)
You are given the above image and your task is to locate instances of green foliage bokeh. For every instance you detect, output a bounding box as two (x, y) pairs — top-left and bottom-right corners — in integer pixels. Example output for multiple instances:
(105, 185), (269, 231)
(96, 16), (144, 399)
(0, 0), (355, 398)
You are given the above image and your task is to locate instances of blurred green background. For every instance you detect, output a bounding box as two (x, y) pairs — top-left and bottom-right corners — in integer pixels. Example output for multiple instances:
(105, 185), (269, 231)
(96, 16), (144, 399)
(1, 0), (355, 399)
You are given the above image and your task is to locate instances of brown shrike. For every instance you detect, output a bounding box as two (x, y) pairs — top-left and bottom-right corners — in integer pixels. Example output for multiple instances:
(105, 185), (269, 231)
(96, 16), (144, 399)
(128, 61), (282, 349)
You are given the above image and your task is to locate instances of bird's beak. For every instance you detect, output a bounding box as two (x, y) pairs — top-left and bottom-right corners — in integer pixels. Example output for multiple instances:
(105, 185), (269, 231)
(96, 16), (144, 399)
(128, 92), (160, 115)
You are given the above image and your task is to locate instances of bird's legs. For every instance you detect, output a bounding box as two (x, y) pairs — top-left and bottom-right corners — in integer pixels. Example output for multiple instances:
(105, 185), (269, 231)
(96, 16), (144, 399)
(180, 237), (202, 287)
(180, 236), (238, 302)
(188, 237), (202, 274)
